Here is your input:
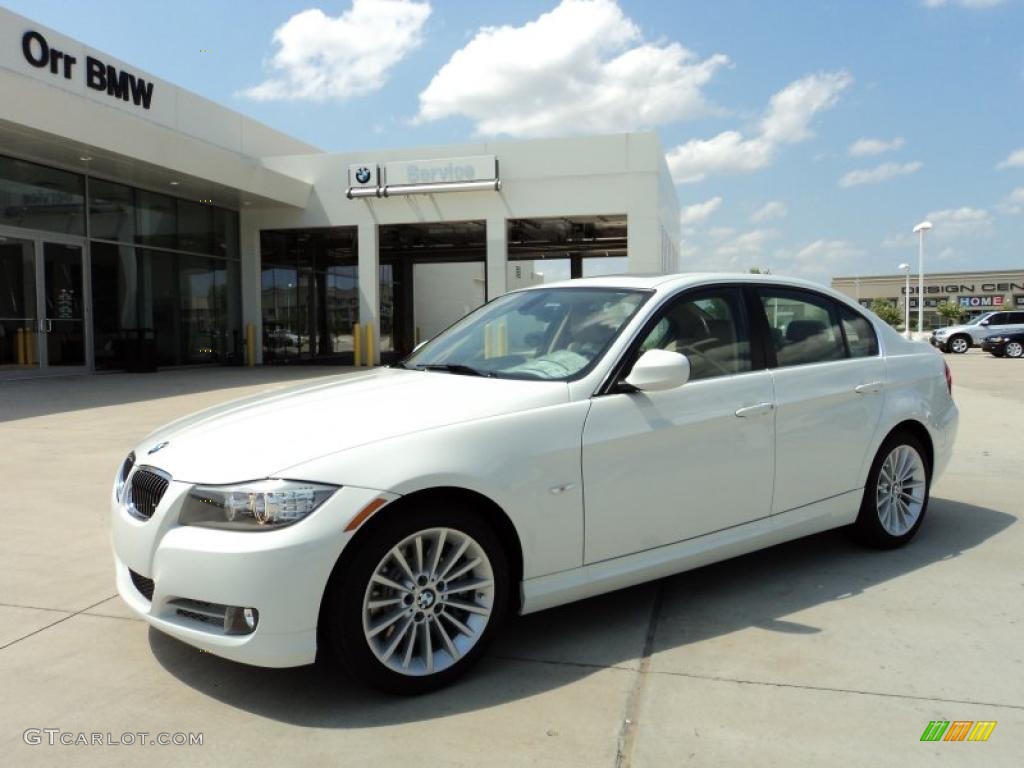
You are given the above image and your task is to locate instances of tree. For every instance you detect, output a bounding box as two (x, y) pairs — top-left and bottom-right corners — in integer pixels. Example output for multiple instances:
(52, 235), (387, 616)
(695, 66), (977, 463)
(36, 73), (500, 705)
(748, 266), (771, 274)
(869, 299), (903, 328)
(935, 300), (967, 326)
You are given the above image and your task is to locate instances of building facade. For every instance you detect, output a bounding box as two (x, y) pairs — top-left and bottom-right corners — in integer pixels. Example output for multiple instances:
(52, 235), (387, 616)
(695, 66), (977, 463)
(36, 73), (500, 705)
(0, 9), (680, 376)
(831, 270), (1024, 330)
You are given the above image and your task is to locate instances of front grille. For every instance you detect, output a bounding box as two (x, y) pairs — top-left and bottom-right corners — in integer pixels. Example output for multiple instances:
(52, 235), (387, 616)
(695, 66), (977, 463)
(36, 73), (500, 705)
(128, 468), (169, 520)
(129, 570), (154, 601)
(170, 598), (227, 627)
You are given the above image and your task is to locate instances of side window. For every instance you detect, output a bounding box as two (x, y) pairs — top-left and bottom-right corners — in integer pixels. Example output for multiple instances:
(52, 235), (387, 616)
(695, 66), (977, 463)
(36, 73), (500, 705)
(839, 305), (879, 358)
(635, 289), (751, 381)
(759, 289), (845, 367)
(987, 313), (1007, 326)
(1011, 312), (1024, 324)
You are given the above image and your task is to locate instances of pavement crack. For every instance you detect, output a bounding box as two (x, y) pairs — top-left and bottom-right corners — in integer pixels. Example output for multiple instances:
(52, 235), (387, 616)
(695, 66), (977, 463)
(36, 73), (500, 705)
(614, 582), (664, 768)
(650, 669), (1024, 711)
(0, 594), (117, 651)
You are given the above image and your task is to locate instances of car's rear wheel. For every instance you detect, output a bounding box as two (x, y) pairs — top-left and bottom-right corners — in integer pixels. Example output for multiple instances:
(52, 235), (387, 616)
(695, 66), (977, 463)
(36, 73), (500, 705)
(949, 335), (970, 354)
(854, 433), (931, 548)
(323, 505), (509, 694)
(1006, 341), (1023, 358)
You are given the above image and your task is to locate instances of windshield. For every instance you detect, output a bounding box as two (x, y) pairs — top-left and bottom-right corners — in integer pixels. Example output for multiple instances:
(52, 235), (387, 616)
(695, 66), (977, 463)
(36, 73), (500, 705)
(967, 313), (994, 325)
(401, 287), (650, 381)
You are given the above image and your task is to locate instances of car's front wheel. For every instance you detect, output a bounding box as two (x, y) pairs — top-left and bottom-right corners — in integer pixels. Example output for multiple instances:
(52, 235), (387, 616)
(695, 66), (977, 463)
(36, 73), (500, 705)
(1006, 341), (1023, 358)
(854, 433), (931, 548)
(322, 505), (509, 694)
(949, 335), (970, 354)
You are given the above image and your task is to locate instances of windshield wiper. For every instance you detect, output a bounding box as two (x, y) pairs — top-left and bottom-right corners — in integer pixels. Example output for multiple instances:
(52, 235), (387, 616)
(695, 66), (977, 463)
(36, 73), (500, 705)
(416, 363), (493, 377)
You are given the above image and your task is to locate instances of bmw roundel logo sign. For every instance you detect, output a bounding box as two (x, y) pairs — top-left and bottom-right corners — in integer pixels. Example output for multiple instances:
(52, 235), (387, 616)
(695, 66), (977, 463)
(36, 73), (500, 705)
(355, 166), (371, 184)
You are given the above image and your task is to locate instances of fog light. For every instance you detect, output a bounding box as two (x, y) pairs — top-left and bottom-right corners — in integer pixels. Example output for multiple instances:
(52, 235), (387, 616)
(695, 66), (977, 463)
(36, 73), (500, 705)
(224, 606), (259, 635)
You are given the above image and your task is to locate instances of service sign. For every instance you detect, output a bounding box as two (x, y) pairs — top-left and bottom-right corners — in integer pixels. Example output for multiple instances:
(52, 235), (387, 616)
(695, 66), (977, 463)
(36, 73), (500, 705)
(384, 155), (497, 186)
(348, 163), (379, 189)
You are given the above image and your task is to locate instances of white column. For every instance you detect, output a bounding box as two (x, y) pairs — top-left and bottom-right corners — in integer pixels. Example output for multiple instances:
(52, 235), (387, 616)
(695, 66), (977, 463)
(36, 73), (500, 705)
(239, 212), (262, 364)
(485, 216), (507, 300)
(357, 221), (380, 364)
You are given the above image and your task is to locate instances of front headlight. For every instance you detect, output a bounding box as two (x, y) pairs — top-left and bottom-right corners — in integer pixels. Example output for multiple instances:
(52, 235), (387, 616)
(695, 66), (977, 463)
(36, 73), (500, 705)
(115, 452), (135, 501)
(179, 479), (338, 530)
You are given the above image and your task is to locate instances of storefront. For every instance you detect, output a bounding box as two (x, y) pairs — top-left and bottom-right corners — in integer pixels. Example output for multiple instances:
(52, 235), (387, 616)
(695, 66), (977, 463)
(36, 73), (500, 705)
(831, 270), (1024, 330)
(0, 8), (679, 376)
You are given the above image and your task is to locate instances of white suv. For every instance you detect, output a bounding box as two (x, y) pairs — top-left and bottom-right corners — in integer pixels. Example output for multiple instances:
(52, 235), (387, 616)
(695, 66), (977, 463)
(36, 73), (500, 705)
(931, 310), (1024, 353)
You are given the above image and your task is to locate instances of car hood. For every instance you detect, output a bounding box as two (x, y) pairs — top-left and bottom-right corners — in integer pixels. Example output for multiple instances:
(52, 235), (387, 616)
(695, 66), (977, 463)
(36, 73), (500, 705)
(134, 369), (570, 484)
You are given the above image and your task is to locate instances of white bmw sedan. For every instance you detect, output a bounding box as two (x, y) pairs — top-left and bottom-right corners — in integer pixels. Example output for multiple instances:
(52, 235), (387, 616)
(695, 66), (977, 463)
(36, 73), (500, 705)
(111, 274), (957, 693)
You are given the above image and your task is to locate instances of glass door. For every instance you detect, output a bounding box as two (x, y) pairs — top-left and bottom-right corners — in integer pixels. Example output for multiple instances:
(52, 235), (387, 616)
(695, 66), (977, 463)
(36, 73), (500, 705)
(41, 242), (86, 368)
(0, 236), (39, 371)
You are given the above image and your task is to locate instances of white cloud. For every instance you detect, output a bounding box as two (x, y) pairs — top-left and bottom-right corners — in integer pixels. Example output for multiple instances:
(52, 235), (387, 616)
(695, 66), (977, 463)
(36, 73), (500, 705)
(242, 0), (431, 101)
(923, 0), (1007, 8)
(679, 196), (723, 226)
(715, 228), (778, 258)
(996, 187), (1024, 215)
(925, 207), (994, 238)
(666, 70), (851, 184)
(839, 161), (923, 188)
(416, 0), (729, 137)
(751, 201), (788, 223)
(848, 137), (905, 156)
(996, 148), (1024, 169)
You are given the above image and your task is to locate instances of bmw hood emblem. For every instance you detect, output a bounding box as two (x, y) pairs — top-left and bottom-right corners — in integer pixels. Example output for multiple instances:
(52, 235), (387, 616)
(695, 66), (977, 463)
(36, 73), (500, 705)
(148, 441), (169, 455)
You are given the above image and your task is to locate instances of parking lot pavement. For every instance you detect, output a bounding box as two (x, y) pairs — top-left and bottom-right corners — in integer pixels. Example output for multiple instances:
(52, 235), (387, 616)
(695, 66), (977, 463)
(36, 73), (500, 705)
(1, 356), (1022, 767)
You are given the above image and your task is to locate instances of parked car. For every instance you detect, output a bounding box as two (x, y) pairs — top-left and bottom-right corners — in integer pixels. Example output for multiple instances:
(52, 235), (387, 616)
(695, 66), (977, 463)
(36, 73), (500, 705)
(931, 310), (1024, 353)
(981, 330), (1024, 358)
(111, 274), (958, 693)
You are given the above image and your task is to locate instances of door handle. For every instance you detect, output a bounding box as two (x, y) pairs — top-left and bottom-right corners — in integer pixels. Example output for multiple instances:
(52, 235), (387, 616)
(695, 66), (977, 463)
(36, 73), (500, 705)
(735, 402), (775, 418)
(854, 381), (883, 395)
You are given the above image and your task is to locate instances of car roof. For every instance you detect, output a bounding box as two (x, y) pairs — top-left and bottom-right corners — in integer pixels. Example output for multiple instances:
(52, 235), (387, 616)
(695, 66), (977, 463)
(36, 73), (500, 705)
(515, 272), (850, 297)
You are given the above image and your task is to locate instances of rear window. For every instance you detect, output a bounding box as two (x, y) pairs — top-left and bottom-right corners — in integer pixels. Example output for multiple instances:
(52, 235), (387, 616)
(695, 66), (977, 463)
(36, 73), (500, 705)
(839, 305), (879, 358)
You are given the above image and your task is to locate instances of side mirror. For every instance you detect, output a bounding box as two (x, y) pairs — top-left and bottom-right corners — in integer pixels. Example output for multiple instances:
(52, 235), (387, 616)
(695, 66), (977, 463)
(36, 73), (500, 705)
(979, 321), (989, 326)
(624, 349), (691, 392)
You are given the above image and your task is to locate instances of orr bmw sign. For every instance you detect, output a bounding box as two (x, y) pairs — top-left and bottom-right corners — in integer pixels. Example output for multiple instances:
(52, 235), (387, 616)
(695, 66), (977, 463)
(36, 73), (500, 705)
(18, 28), (154, 110)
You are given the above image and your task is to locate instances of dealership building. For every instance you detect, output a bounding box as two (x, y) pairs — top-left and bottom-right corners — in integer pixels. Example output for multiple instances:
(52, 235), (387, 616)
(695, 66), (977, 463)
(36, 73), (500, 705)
(0, 9), (680, 377)
(831, 269), (1024, 329)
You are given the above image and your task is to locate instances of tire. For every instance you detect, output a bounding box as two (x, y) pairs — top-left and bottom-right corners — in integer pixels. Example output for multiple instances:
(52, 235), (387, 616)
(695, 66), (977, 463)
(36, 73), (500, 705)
(1006, 341), (1023, 359)
(321, 503), (510, 694)
(949, 335), (970, 354)
(854, 432), (931, 549)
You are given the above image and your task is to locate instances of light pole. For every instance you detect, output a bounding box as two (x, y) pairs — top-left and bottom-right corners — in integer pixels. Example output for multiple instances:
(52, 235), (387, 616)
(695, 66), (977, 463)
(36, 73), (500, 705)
(898, 263), (911, 339)
(912, 220), (933, 336)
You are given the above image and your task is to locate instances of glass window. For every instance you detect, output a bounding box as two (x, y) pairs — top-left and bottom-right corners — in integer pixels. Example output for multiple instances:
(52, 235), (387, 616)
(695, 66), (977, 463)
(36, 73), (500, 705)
(90, 242), (138, 370)
(986, 313), (1008, 325)
(177, 200), (213, 254)
(212, 207), (238, 259)
(89, 179), (135, 242)
(760, 289), (845, 367)
(839, 305), (879, 358)
(637, 289), (751, 381)
(404, 287), (649, 381)
(135, 190), (176, 249)
(0, 155), (84, 235)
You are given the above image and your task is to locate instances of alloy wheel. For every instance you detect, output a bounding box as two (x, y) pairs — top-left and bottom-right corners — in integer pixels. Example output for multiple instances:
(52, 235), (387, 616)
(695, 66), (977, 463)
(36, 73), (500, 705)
(361, 527), (495, 677)
(1006, 342), (1023, 358)
(875, 445), (927, 536)
(950, 337), (969, 353)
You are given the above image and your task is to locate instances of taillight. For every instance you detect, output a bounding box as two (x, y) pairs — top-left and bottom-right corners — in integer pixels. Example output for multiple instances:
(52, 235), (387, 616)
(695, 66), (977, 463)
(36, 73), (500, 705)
(943, 361), (952, 396)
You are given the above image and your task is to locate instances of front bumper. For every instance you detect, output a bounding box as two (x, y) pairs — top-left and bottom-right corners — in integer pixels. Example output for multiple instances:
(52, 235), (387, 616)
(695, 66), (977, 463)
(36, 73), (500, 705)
(111, 475), (394, 668)
(930, 335), (948, 350)
(981, 339), (1006, 353)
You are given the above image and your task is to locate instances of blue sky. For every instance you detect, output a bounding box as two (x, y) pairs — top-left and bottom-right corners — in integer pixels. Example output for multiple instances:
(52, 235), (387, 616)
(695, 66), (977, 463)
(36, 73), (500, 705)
(7, 0), (1024, 284)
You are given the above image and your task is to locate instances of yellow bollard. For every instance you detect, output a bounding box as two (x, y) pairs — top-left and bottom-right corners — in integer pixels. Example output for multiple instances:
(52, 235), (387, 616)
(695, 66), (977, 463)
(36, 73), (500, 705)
(483, 323), (493, 359)
(498, 321), (507, 357)
(353, 323), (362, 367)
(365, 323), (374, 366)
(245, 324), (255, 367)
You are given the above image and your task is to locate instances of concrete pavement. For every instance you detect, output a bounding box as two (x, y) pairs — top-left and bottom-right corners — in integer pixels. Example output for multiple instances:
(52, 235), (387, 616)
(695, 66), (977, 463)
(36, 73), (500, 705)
(1, 354), (1021, 766)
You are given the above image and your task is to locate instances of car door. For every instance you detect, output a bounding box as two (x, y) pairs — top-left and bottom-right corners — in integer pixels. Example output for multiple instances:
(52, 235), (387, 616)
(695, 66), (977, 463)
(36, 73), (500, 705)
(755, 287), (886, 514)
(978, 312), (1009, 342)
(1004, 311), (1024, 334)
(582, 286), (775, 564)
